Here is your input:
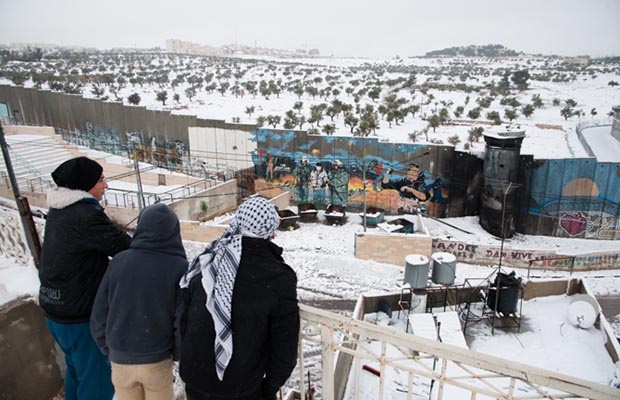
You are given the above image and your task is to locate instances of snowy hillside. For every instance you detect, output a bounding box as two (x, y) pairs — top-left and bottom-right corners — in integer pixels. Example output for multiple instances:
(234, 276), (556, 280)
(1, 52), (618, 160)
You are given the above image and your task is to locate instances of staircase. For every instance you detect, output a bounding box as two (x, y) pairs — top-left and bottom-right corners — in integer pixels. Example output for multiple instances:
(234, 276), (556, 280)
(0, 135), (74, 193)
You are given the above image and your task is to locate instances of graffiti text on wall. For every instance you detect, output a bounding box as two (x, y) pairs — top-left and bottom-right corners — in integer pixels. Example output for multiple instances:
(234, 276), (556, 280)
(433, 239), (620, 270)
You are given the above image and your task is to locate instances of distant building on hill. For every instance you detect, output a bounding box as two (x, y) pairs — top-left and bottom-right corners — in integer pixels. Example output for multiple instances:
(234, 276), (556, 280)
(564, 56), (590, 66)
(166, 38), (319, 58)
(165, 39), (224, 57)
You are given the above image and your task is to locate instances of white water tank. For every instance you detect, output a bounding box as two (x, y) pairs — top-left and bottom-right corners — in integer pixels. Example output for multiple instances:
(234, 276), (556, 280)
(431, 252), (457, 285)
(404, 254), (430, 289)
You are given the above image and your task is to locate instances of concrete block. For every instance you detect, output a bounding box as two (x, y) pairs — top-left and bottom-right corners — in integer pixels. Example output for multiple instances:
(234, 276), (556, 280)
(0, 296), (62, 400)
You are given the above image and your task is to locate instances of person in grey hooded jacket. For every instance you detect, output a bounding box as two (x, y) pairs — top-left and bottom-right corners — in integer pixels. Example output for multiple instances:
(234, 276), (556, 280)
(91, 203), (188, 400)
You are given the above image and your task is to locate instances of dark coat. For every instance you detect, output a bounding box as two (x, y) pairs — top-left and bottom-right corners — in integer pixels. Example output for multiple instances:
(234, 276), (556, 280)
(180, 237), (299, 400)
(38, 188), (131, 323)
(90, 203), (188, 364)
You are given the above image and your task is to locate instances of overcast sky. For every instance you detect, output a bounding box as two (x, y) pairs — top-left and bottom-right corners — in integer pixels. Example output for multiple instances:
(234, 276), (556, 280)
(1, 0), (619, 58)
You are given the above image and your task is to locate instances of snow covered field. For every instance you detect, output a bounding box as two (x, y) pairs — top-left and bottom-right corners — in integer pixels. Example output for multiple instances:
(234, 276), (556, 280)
(2, 52), (619, 162)
(1, 200), (620, 398)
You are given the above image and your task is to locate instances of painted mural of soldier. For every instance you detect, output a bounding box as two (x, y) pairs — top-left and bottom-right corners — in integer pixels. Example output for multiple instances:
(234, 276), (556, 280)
(381, 163), (430, 214)
(366, 159), (384, 191)
(328, 160), (349, 206)
(309, 162), (328, 206)
(265, 154), (274, 182)
(293, 156), (311, 202)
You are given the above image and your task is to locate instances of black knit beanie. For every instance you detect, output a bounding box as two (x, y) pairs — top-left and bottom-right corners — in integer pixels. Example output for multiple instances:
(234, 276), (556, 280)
(51, 157), (103, 192)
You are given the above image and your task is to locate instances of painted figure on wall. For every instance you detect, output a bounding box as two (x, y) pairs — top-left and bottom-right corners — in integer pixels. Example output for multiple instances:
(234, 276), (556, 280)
(328, 160), (349, 206)
(381, 163), (430, 213)
(427, 177), (447, 217)
(367, 160), (384, 191)
(309, 162), (328, 206)
(265, 154), (274, 182)
(293, 156), (311, 202)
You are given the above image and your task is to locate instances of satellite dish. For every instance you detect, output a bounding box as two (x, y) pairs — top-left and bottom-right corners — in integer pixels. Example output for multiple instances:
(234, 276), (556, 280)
(567, 294), (600, 329)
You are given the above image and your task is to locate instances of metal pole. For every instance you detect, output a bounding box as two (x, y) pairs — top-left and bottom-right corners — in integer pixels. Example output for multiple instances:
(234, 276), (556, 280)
(0, 122), (42, 267)
(362, 160), (367, 232)
(497, 182), (513, 272)
(133, 149), (145, 211)
(493, 181), (513, 335)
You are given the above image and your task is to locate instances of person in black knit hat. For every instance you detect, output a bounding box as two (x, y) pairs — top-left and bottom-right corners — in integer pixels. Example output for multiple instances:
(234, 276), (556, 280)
(51, 156), (104, 192)
(39, 156), (131, 400)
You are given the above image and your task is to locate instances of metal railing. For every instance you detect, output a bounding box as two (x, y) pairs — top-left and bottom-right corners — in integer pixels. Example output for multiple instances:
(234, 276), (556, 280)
(527, 256), (577, 278)
(296, 304), (619, 400)
(103, 178), (218, 208)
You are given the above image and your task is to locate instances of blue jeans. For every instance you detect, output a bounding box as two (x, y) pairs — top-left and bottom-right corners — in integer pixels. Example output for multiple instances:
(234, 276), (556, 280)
(45, 318), (114, 400)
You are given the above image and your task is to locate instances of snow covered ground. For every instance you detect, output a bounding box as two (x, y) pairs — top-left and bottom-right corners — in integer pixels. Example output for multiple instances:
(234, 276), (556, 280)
(1, 203), (620, 397)
(3, 211), (618, 308)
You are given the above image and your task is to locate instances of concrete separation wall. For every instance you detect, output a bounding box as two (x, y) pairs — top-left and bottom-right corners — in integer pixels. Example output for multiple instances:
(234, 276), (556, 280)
(0, 85), (255, 146)
(0, 296), (62, 400)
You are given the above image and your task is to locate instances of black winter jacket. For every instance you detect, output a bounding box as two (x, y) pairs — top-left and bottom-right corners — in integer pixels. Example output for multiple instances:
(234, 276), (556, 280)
(180, 237), (299, 400)
(90, 203), (188, 364)
(38, 188), (131, 323)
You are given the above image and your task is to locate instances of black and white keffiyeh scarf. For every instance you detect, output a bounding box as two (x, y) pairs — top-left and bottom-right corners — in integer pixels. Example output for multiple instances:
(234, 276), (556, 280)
(180, 197), (280, 380)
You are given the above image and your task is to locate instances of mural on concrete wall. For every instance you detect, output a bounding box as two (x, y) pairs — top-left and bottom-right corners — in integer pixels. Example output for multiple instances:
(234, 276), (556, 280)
(56, 121), (124, 155)
(123, 130), (187, 167)
(0, 85), (227, 168)
(0, 102), (10, 125)
(252, 129), (455, 215)
(520, 159), (620, 240)
(55, 122), (188, 167)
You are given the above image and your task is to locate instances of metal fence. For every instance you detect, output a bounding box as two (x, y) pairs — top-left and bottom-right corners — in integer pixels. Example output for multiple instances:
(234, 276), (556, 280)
(296, 304), (619, 400)
(103, 179), (218, 208)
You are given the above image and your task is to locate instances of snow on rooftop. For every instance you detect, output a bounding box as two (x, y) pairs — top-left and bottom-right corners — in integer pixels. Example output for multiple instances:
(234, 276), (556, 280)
(580, 124), (620, 162)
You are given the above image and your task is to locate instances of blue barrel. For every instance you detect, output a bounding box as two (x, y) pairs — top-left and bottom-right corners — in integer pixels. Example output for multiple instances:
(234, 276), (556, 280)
(404, 254), (430, 289)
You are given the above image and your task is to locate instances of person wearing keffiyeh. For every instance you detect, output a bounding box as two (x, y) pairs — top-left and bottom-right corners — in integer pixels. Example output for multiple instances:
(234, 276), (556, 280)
(179, 197), (300, 400)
